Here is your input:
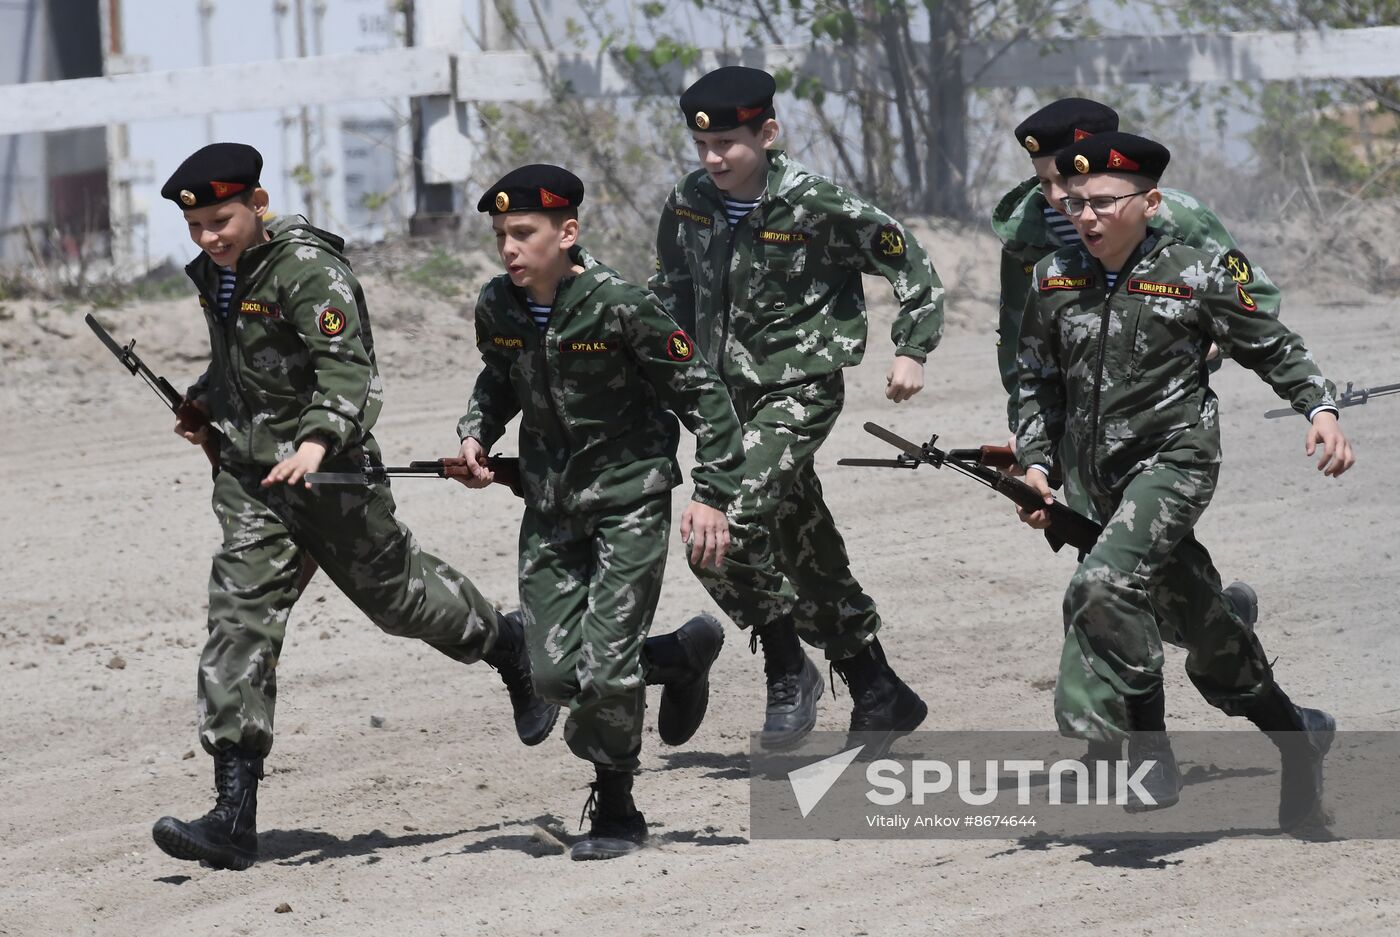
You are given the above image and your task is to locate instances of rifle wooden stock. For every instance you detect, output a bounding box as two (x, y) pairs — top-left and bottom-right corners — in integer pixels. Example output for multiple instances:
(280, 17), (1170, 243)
(175, 399), (222, 470)
(947, 444), (1016, 470)
(410, 457), (525, 499)
(976, 470), (1102, 553)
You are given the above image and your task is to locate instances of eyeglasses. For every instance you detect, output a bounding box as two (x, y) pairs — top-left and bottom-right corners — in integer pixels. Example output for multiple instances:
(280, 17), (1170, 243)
(1060, 191), (1150, 216)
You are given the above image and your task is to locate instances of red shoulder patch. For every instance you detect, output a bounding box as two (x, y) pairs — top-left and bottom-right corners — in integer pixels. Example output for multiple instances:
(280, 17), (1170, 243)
(318, 307), (347, 336)
(666, 330), (695, 362)
(1237, 285), (1258, 312)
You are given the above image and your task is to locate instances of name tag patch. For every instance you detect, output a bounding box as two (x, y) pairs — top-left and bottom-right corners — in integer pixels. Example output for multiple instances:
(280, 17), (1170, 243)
(672, 205), (713, 228)
(758, 229), (809, 246)
(1040, 276), (1093, 291)
(491, 335), (525, 350)
(559, 340), (619, 354)
(1127, 279), (1193, 300)
(239, 299), (282, 318)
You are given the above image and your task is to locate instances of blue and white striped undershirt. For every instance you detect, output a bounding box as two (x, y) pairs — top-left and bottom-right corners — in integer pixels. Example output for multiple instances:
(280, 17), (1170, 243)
(526, 298), (552, 332)
(215, 267), (236, 318)
(1043, 205), (1081, 246)
(722, 195), (760, 227)
(1104, 271), (1120, 290)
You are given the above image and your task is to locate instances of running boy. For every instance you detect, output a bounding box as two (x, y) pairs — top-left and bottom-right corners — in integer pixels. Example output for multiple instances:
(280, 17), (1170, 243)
(149, 143), (557, 872)
(1015, 131), (1354, 828)
(991, 98), (1263, 754)
(650, 66), (942, 751)
(455, 164), (745, 859)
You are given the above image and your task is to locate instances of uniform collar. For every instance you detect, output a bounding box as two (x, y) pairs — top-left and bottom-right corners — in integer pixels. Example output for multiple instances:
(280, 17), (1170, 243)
(516, 245), (610, 311)
(991, 177), (1057, 254)
(694, 148), (814, 211)
(1093, 232), (1165, 280)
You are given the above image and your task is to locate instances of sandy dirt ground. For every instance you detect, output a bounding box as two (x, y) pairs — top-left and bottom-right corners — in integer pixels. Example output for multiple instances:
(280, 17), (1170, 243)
(2, 223), (1398, 936)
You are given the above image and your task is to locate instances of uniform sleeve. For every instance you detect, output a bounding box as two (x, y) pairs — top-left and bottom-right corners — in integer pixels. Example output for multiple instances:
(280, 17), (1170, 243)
(817, 182), (945, 361)
(1014, 274), (1067, 471)
(457, 284), (522, 450)
(1196, 252), (1336, 417)
(618, 292), (744, 509)
(997, 248), (1034, 432)
(647, 189), (697, 335)
(1174, 202), (1282, 319)
(284, 254), (376, 455)
(185, 368), (212, 406)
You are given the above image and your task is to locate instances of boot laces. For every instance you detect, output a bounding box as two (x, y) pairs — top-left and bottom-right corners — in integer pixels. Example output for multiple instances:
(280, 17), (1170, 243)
(578, 782), (600, 831)
(767, 669), (800, 707)
(212, 756), (240, 811)
(207, 751), (258, 820)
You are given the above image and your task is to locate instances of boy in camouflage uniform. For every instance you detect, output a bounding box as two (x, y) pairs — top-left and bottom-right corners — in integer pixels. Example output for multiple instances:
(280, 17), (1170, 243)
(1015, 131), (1355, 828)
(650, 67), (941, 751)
(993, 98), (1262, 758)
(455, 165), (745, 859)
(148, 144), (558, 872)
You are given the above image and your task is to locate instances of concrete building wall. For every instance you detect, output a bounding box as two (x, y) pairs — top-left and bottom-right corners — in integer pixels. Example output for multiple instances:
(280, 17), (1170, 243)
(0, 1), (51, 265)
(110, 0), (416, 269)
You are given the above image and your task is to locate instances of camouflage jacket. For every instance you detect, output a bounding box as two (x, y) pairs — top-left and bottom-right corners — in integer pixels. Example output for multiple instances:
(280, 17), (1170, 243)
(459, 246), (745, 516)
(185, 215), (382, 469)
(1015, 233), (1335, 491)
(992, 178), (1280, 430)
(649, 149), (945, 388)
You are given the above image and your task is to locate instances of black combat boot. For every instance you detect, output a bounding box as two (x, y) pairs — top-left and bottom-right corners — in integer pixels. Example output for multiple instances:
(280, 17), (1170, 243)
(1082, 738), (1124, 801)
(1123, 685), (1180, 812)
(755, 618), (823, 751)
(152, 747), (262, 870)
(1244, 683), (1336, 831)
(1223, 580), (1259, 633)
(482, 611), (560, 746)
(830, 638), (927, 757)
(570, 765), (648, 861)
(643, 613), (725, 746)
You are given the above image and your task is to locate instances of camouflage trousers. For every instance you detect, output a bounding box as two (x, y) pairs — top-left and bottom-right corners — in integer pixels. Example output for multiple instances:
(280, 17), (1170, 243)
(518, 497), (668, 772)
(198, 468), (500, 757)
(1056, 458), (1273, 741)
(690, 372), (879, 660)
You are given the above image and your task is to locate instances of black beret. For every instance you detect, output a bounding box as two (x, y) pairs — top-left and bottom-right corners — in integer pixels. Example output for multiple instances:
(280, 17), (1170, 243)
(1055, 131), (1171, 182)
(478, 164), (584, 215)
(1013, 98), (1118, 156)
(161, 142), (262, 209)
(679, 66), (776, 133)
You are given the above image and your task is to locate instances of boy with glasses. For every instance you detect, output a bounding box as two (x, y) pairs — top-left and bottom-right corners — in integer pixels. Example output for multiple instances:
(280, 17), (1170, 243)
(992, 99), (1265, 760)
(1014, 131), (1353, 828)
